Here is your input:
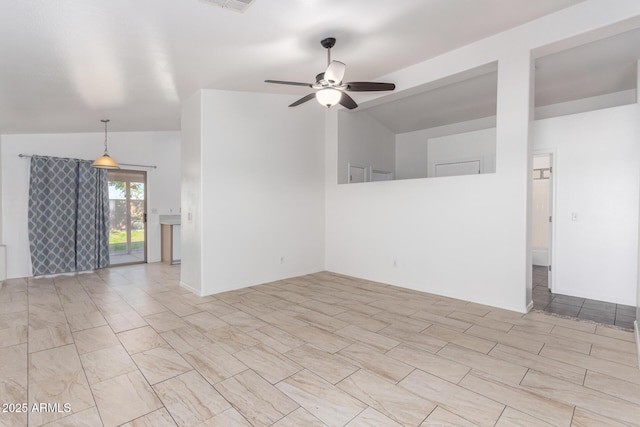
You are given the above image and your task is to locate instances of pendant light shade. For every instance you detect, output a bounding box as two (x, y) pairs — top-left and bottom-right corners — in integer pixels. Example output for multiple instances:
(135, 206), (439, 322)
(316, 88), (342, 108)
(92, 119), (120, 169)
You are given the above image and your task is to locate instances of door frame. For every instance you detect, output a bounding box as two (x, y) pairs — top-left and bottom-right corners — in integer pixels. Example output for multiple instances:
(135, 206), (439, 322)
(533, 149), (556, 293)
(107, 169), (148, 266)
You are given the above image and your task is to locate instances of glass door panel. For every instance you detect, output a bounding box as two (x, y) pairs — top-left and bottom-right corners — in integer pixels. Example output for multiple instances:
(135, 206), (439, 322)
(107, 170), (147, 265)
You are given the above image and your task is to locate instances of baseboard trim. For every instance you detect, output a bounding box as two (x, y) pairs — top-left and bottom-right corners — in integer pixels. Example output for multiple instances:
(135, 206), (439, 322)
(635, 320), (639, 370)
(179, 280), (203, 297)
(526, 300), (534, 313)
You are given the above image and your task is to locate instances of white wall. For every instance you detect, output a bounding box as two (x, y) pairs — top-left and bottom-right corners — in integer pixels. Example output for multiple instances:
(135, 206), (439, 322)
(396, 124), (496, 180)
(1, 131), (181, 278)
(534, 104), (639, 305)
(181, 90), (325, 295)
(180, 91), (203, 294)
(338, 110), (395, 184)
(326, 0), (640, 313)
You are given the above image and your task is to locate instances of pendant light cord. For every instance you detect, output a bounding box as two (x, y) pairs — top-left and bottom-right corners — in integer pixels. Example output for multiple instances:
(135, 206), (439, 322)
(101, 119), (110, 155)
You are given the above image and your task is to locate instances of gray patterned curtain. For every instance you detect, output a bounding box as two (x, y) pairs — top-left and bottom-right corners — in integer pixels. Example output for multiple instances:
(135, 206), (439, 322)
(28, 156), (110, 276)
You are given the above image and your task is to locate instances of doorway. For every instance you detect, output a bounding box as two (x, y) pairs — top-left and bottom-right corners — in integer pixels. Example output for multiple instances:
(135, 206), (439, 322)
(531, 153), (553, 312)
(107, 170), (147, 265)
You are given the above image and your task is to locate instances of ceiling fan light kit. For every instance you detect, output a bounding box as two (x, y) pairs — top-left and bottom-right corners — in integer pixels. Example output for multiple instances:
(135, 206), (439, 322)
(316, 88), (342, 107)
(265, 37), (395, 110)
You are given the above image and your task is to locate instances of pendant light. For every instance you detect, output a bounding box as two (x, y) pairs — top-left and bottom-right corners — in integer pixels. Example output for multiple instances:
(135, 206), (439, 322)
(92, 119), (120, 169)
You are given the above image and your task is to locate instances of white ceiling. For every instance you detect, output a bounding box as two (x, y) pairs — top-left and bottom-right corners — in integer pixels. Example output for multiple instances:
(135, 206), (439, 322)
(0, 0), (586, 134)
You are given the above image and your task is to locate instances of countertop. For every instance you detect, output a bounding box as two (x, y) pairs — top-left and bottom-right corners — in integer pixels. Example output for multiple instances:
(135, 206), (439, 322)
(159, 214), (181, 225)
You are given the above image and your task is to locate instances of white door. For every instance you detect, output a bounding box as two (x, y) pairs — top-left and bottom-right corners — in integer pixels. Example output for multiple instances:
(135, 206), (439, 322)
(349, 164), (367, 183)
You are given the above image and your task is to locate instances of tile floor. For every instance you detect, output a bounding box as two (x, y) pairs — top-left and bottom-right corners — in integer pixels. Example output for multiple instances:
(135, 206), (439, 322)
(532, 266), (636, 330)
(0, 264), (638, 426)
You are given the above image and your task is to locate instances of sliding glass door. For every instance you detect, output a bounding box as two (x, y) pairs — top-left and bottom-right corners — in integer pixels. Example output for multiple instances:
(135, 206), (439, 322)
(107, 170), (147, 265)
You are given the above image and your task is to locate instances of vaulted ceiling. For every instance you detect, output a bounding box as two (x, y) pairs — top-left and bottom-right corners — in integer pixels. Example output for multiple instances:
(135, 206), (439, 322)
(0, 0), (590, 134)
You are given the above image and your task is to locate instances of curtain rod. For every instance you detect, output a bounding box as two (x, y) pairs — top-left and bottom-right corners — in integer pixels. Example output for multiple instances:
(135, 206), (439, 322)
(18, 154), (157, 169)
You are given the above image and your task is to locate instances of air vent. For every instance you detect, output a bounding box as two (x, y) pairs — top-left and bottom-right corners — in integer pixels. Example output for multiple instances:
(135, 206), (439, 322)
(199, 0), (255, 13)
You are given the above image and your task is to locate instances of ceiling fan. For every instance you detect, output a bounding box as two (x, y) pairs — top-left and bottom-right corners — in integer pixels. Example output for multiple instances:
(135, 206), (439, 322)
(265, 37), (396, 110)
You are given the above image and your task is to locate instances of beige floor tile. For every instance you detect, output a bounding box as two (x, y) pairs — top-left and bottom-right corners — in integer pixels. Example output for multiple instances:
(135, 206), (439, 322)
(495, 407), (555, 427)
(0, 344), (28, 427)
(379, 326), (448, 354)
(422, 324), (496, 354)
(65, 311), (107, 333)
(246, 325), (305, 353)
(272, 408), (327, 427)
(28, 344), (94, 426)
(195, 299), (239, 316)
(344, 407), (404, 427)
(570, 407), (630, 427)
(197, 408), (252, 426)
(41, 406), (102, 427)
(119, 408), (177, 427)
(488, 344), (586, 385)
(373, 312), (432, 333)
(294, 309), (348, 332)
(276, 369), (367, 427)
(182, 311), (227, 332)
(215, 369), (298, 427)
(339, 343), (414, 383)
(182, 343), (247, 384)
(0, 311), (28, 348)
(144, 311), (188, 333)
(448, 311), (514, 332)
(160, 326), (212, 354)
(281, 325), (353, 353)
(399, 369), (504, 427)
(508, 326), (592, 355)
(80, 344), (138, 384)
(104, 309), (148, 333)
(594, 325), (635, 342)
(335, 324), (400, 352)
(162, 299), (202, 317)
(550, 326), (637, 355)
(73, 325), (119, 355)
(299, 298), (347, 316)
(118, 326), (167, 355)
(128, 300), (169, 317)
(91, 371), (163, 427)
(285, 344), (359, 384)
(131, 346), (192, 385)
(540, 345), (640, 385)
(334, 310), (389, 332)
(589, 345), (639, 367)
(203, 326), (259, 353)
(387, 344), (470, 383)
(411, 310), (473, 332)
(523, 312), (596, 333)
(421, 406), (478, 427)
(520, 370), (639, 426)
(583, 371), (640, 405)
(459, 370), (574, 426)
(258, 309), (310, 329)
(29, 310), (74, 353)
(219, 311), (268, 332)
(337, 369), (436, 426)
(153, 370), (230, 427)
(437, 344), (528, 384)
(465, 325), (544, 354)
(235, 344), (303, 384)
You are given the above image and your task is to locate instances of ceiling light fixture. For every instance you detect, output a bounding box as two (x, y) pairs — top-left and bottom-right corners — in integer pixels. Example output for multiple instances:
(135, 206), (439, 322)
(92, 119), (120, 169)
(316, 88), (342, 108)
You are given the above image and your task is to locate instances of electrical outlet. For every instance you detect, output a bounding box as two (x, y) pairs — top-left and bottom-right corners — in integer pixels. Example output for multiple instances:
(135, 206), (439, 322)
(393, 259), (398, 268)
(280, 256), (285, 264)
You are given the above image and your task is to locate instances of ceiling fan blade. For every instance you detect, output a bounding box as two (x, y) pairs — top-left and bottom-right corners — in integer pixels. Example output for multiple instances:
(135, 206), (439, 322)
(346, 82), (396, 92)
(265, 80), (313, 88)
(325, 61), (346, 84)
(339, 92), (358, 110)
(289, 93), (317, 107)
